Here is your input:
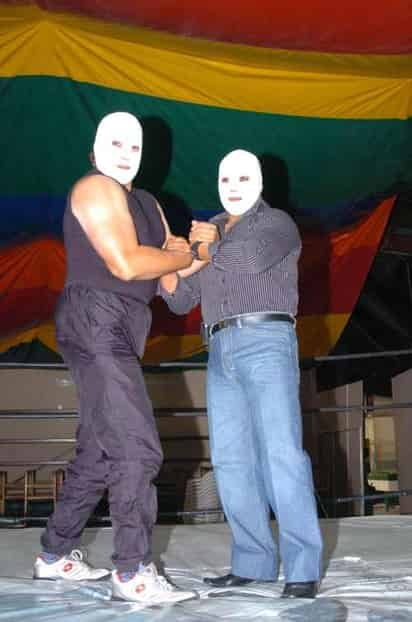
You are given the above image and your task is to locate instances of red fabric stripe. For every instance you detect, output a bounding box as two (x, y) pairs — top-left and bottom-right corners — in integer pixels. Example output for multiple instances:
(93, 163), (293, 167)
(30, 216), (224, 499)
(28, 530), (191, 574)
(150, 298), (201, 337)
(299, 247), (378, 315)
(0, 198), (394, 339)
(0, 236), (65, 293)
(299, 198), (394, 315)
(17, 0), (411, 53)
(0, 287), (60, 335)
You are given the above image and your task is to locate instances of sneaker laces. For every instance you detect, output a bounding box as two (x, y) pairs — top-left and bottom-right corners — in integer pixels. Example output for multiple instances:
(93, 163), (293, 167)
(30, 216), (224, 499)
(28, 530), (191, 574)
(67, 549), (89, 566)
(142, 563), (174, 592)
(157, 576), (174, 592)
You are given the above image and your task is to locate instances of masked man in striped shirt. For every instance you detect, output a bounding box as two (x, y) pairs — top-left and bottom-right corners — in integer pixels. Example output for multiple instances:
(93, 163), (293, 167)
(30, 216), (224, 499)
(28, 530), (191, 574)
(160, 149), (323, 600)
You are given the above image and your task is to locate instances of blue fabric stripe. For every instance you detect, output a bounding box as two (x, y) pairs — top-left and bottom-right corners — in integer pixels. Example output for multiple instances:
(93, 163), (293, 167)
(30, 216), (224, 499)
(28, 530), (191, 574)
(0, 193), (386, 243)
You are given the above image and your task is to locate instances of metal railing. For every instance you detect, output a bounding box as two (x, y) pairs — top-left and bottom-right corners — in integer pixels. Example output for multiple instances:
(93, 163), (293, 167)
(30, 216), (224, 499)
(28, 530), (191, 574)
(1, 349), (411, 524)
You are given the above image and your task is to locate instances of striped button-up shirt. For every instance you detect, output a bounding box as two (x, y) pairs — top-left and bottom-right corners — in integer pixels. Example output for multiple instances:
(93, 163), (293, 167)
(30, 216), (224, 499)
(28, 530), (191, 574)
(160, 198), (301, 326)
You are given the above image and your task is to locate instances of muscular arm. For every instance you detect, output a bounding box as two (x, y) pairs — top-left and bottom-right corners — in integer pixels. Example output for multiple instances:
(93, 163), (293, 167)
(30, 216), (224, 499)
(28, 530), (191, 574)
(178, 258), (208, 278)
(71, 175), (192, 280)
(155, 201), (171, 247)
(154, 204), (207, 278)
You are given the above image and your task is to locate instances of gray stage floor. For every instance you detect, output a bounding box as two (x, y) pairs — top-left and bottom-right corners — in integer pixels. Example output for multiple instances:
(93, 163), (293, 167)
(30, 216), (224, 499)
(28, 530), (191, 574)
(0, 515), (411, 621)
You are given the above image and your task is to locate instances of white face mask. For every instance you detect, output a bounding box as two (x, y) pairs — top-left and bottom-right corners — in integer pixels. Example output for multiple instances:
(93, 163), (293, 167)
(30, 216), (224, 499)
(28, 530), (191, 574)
(218, 149), (263, 216)
(93, 112), (143, 186)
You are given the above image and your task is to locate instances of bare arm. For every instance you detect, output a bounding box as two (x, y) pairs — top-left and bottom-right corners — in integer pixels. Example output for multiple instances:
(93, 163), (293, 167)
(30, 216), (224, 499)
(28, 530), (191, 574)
(178, 258), (208, 278)
(155, 201), (171, 247)
(71, 175), (192, 280)
(155, 206), (206, 281)
(159, 214), (208, 279)
(176, 218), (216, 277)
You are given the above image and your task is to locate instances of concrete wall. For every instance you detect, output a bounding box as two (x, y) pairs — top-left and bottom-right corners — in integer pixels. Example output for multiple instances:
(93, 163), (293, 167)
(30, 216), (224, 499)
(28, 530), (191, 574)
(301, 371), (364, 516)
(392, 369), (412, 514)
(0, 368), (210, 483)
(365, 396), (397, 472)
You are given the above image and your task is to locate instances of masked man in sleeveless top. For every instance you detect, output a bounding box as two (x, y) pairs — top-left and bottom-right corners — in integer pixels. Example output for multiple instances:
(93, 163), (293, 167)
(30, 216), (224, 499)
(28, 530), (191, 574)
(33, 112), (196, 605)
(160, 149), (323, 600)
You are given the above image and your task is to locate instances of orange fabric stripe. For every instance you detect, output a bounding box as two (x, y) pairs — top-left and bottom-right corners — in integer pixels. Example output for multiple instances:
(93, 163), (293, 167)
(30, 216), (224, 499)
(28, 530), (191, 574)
(0, 237), (65, 293)
(299, 197), (394, 315)
(0, 198), (394, 359)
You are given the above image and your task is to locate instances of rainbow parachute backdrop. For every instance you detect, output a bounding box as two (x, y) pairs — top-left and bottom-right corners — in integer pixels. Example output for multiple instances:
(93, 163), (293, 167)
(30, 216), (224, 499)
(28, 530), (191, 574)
(0, 1), (411, 362)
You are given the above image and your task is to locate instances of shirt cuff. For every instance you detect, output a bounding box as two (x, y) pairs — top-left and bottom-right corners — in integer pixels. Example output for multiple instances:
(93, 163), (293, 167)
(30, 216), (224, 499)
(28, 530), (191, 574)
(157, 274), (177, 299)
(207, 240), (220, 258)
(158, 274), (189, 300)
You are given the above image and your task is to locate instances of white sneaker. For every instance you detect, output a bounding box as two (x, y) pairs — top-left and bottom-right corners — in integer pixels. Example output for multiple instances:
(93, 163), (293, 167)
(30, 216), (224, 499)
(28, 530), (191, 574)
(33, 549), (111, 581)
(111, 562), (197, 605)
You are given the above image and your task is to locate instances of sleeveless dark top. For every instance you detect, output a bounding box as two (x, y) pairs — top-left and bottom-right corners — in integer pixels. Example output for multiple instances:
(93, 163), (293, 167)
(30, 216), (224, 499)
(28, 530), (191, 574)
(63, 170), (165, 303)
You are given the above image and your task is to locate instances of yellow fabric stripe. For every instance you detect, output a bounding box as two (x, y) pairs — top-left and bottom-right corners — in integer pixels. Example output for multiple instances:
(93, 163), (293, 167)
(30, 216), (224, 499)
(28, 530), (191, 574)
(0, 324), (206, 364)
(297, 313), (350, 359)
(144, 314), (350, 360)
(143, 336), (205, 364)
(0, 323), (58, 356)
(1, 5), (411, 120)
(0, 313), (350, 362)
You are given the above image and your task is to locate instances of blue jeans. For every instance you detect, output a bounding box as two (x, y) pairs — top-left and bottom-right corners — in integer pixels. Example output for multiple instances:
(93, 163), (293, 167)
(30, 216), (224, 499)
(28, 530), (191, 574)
(206, 321), (323, 582)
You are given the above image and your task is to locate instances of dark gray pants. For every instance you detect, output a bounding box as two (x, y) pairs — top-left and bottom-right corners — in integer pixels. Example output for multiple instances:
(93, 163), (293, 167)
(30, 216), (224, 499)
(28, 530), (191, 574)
(41, 285), (163, 572)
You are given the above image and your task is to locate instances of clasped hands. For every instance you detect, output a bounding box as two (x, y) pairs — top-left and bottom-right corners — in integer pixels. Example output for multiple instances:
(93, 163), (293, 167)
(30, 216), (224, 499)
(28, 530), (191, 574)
(164, 221), (219, 255)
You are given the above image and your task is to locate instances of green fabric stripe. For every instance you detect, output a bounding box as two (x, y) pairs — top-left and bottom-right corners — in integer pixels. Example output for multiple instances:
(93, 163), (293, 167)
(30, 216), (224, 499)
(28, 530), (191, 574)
(1, 76), (411, 213)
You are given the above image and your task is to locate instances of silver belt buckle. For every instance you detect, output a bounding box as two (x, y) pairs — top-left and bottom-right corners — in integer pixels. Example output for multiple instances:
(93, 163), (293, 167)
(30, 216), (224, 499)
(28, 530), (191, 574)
(200, 323), (209, 347)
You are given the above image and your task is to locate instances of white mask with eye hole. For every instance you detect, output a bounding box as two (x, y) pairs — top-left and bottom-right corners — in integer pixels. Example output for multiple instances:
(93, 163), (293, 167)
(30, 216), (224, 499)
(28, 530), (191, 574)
(218, 149), (263, 216)
(93, 112), (143, 186)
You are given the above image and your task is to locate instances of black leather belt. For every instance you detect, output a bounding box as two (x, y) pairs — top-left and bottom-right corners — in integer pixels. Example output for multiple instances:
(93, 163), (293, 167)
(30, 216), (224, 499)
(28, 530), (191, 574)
(202, 312), (295, 343)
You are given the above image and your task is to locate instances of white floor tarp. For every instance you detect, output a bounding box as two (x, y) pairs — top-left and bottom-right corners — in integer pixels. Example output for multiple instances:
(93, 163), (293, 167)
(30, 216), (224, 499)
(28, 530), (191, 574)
(0, 515), (411, 621)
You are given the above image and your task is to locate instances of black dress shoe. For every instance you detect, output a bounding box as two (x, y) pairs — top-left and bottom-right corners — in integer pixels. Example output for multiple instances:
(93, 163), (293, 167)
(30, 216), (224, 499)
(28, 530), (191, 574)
(281, 581), (318, 599)
(203, 573), (254, 587)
